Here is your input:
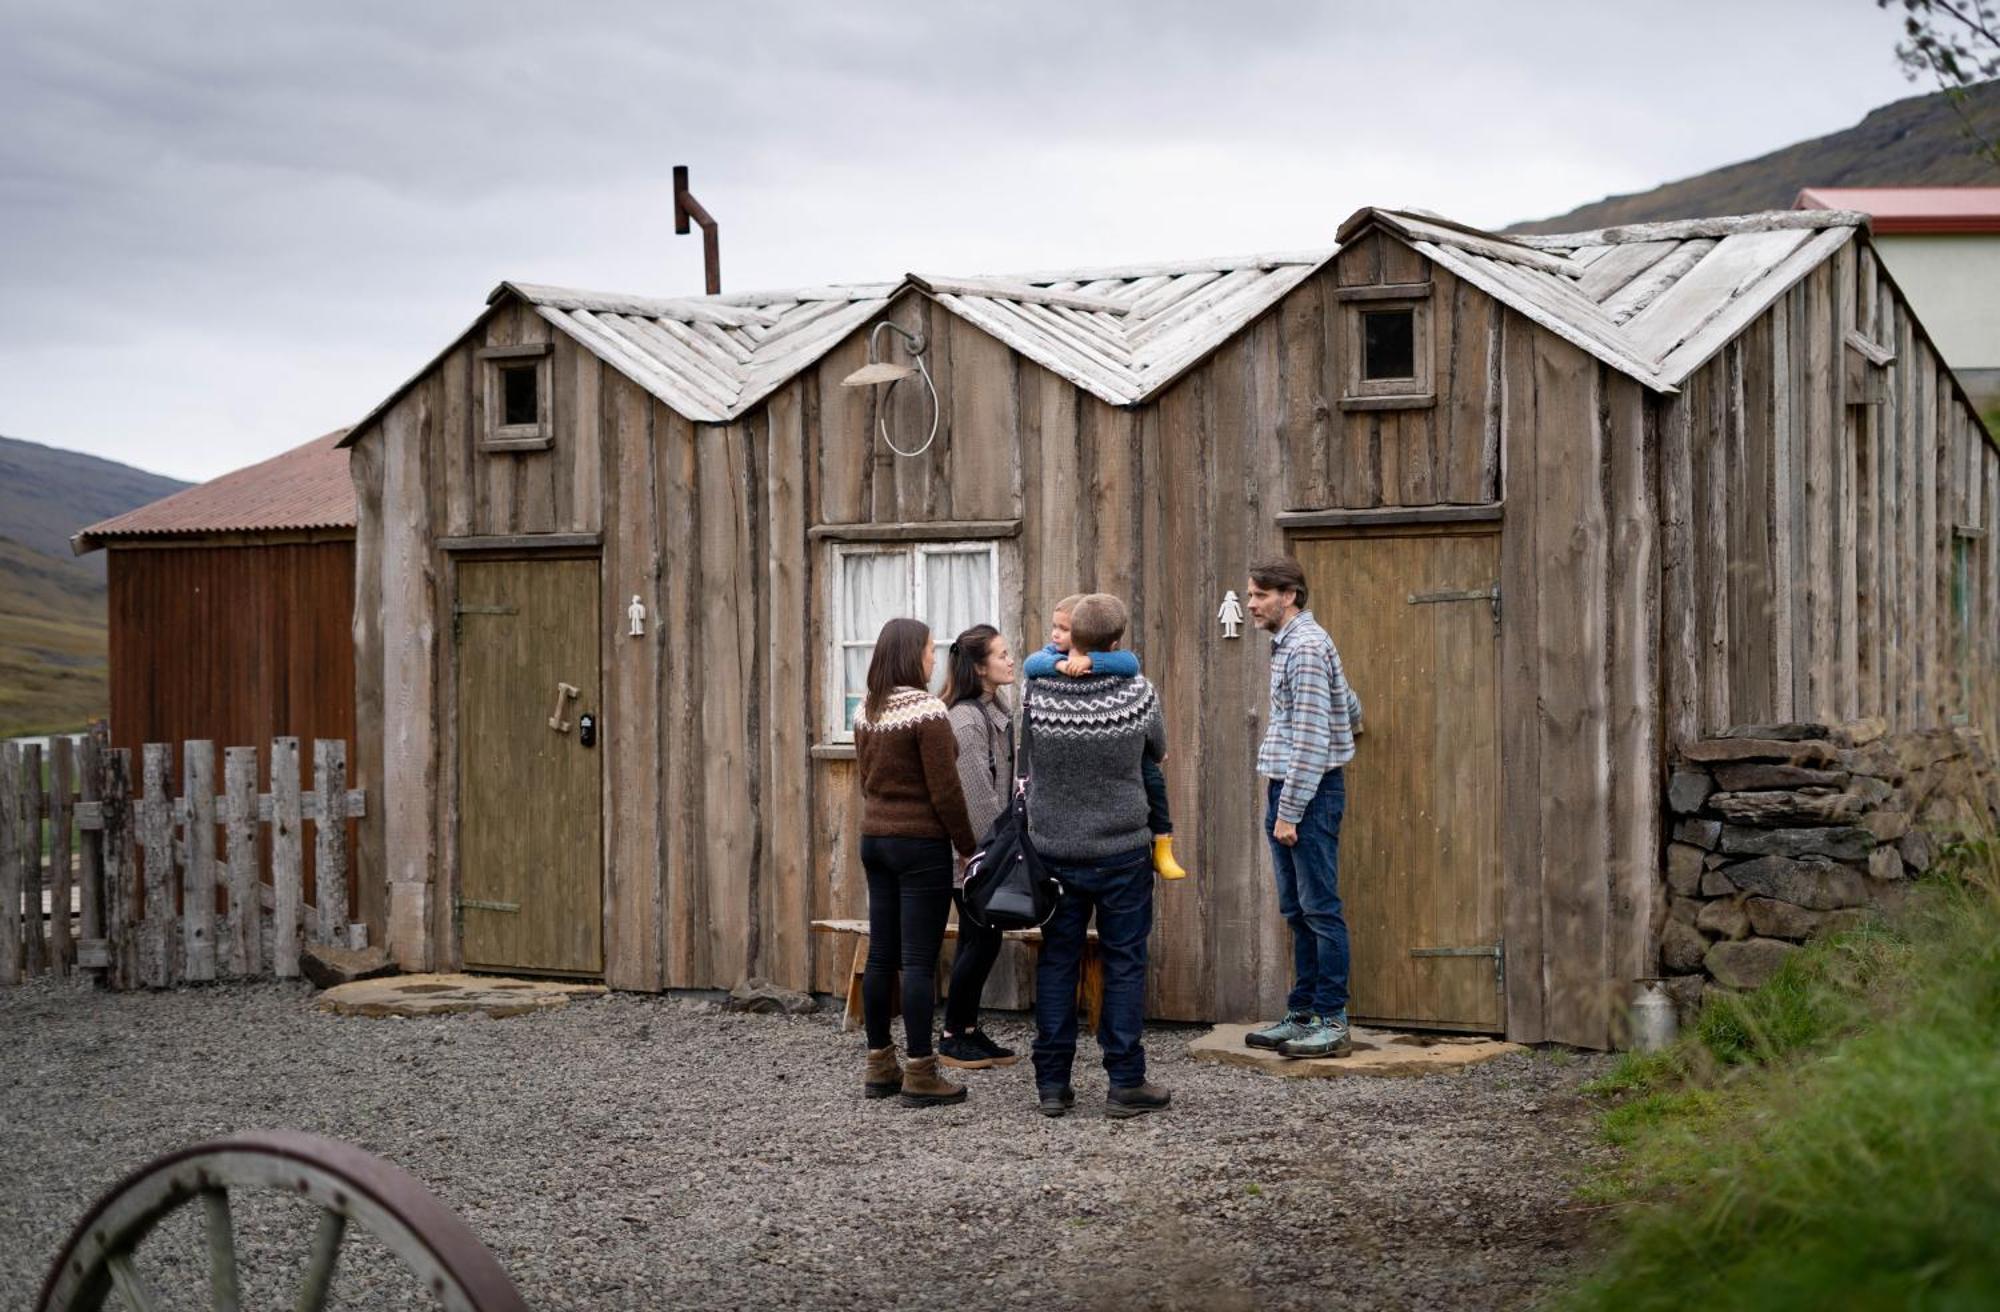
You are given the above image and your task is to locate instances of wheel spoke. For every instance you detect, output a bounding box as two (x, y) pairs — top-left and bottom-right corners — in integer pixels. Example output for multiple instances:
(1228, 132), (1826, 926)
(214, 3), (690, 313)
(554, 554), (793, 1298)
(105, 1252), (164, 1312)
(294, 1210), (347, 1312)
(202, 1188), (241, 1312)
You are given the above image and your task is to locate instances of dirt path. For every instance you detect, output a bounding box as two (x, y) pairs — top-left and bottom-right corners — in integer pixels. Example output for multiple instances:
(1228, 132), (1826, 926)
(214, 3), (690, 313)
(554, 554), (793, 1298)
(0, 977), (1612, 1310)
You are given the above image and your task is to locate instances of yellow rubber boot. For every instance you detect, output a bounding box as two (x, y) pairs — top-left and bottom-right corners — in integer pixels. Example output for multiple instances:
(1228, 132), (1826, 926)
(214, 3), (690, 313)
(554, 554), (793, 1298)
(1153, 835), (1190, 881)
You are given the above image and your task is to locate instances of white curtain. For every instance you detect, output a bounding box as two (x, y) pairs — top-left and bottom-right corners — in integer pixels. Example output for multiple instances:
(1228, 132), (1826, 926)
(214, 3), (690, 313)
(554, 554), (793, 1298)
(841, 551), (911, 723)
(924, 549), (994, 692)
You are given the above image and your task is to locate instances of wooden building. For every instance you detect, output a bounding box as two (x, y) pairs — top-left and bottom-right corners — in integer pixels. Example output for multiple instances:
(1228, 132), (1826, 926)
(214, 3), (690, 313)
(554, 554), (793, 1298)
(72, 430), (365, 924)
(342, 207), (1999, 1048)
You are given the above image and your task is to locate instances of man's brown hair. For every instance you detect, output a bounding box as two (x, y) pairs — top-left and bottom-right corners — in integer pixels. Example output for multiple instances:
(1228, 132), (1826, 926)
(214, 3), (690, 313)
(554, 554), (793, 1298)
(1249, 555), (1309, 609)
(1069, 592), (1128, 652)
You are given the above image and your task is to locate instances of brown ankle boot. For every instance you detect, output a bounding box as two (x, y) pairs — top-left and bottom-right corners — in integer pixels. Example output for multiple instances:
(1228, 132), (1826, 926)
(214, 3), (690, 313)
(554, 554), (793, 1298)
(899, 1054), (968, 1107)
(864, 1045), (902, 1100)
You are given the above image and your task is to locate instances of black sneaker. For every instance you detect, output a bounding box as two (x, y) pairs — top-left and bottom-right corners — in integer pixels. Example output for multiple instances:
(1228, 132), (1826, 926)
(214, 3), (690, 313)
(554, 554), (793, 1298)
(1037, 1084), (1076, 1118)
(1106, 1082), (1172, 1119)
(939, 1032), (1000, 1070)
(962, 1029), (1019, 1066)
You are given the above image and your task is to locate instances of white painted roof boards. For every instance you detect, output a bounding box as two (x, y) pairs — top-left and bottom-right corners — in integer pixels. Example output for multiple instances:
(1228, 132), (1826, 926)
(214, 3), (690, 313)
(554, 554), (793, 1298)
(1346, 207), (1871, 393)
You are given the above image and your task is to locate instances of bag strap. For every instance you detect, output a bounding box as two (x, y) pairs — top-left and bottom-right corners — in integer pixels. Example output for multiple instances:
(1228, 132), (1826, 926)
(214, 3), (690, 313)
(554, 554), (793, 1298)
(1014, 681), (1033, 795)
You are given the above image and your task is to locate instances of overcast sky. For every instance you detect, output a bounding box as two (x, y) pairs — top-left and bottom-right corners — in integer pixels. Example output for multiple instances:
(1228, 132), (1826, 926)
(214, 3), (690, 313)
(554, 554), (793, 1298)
(0, 1), (1929, 482)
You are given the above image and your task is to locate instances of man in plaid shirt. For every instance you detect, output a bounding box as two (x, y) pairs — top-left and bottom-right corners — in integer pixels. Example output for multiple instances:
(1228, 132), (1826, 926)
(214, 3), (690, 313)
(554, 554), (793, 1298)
(1244, 554), (1362, 1059)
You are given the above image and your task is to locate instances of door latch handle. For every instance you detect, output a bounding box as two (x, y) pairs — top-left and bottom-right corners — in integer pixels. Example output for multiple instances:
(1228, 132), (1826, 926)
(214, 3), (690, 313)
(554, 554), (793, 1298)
(548, 682), (580, 732)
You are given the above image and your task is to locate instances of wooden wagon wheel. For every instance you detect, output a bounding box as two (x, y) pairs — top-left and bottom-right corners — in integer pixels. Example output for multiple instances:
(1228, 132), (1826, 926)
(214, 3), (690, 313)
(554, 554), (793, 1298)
(37, 1131), (528, 1312)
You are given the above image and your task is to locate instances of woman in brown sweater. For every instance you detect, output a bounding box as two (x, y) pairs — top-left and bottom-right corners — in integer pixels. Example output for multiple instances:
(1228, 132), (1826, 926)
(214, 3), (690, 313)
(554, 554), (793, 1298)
(854, 617), (979, 1107)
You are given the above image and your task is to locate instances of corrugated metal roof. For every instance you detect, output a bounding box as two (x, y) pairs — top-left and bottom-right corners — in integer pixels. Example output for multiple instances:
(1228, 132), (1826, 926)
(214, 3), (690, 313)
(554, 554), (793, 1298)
(1797, 186), (2000, 233)
(73, 428), (353, 553)
(1348, 207), (1872, 391)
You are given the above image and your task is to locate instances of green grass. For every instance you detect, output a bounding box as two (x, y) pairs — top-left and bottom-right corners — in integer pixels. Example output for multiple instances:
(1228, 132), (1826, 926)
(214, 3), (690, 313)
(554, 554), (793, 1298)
(1555, 839), (2000, 1310)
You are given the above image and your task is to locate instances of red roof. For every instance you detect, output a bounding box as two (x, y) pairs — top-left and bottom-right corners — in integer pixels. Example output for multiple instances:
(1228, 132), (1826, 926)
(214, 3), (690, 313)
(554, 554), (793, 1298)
(1795, 187), (2000, 234)
(74, 428), (354, 552)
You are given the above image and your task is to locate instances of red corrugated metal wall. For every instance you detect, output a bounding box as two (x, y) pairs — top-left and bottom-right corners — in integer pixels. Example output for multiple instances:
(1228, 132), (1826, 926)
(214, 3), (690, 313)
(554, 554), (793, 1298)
(106, 538), (359, 921)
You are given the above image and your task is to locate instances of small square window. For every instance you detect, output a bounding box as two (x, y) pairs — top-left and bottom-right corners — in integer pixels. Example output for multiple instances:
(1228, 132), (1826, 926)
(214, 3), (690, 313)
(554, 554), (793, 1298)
(1338, 288), (1433, 409)
(1361, 309), (1416, 381)
(476, 343), (553, 450)
(500, 363), (539, 427)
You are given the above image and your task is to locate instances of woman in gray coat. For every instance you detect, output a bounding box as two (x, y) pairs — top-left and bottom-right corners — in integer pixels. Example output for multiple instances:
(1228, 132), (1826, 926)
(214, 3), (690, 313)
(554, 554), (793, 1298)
(937, 624), (1021, 1069)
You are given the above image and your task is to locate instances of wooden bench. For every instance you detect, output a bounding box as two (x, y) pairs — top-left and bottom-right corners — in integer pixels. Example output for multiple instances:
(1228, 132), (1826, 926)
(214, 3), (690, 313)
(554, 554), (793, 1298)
(811, 918), (1102, 1035)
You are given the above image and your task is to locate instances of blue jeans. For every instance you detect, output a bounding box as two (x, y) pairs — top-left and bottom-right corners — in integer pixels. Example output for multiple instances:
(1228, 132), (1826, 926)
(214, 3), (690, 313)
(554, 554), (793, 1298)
(1033, 846), (1154, 1090)
(1267, 771), (1349, 1016)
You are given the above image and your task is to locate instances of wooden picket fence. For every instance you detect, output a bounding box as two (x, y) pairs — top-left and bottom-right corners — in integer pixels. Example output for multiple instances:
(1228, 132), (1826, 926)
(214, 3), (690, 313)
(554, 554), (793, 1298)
(0, 727), (368, 989)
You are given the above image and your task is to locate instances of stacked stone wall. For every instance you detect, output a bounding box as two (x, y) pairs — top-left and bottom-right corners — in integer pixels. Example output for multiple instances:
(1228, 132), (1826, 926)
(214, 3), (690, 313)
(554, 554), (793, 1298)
(1656, 721), (1998, 1022)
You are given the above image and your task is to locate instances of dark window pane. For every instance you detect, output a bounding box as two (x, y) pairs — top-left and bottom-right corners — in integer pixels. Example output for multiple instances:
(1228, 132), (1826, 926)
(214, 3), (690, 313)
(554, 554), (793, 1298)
(1362, 309), (1416, 381)
(501, 363), (539, 426)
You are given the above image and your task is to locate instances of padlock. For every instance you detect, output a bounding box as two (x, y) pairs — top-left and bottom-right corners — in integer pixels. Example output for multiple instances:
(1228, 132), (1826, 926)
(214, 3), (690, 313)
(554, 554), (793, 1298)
(578, 712), (597, 748)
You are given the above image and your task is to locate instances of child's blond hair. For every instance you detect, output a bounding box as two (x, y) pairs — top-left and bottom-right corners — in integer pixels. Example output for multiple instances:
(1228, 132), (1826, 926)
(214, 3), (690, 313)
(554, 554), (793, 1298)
(1054, 592), (1086, 617)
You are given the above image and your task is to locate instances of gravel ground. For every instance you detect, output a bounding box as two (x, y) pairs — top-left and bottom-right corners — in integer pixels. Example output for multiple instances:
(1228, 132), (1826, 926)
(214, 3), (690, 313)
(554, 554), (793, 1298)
(0, 976), (1615, 1311)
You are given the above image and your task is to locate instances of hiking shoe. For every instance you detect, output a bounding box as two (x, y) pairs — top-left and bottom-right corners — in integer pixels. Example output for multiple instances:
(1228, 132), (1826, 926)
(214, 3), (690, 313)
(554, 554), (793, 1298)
(1246, 1010), (1315, 1051)
(1037, 1084), (1076, 1118)
(1106, 1082), (1172, 1119)
(1278, 1012), (1353, 1060)
(939, 1029), (1020, 1070)
(899, 1055), (968, 1107)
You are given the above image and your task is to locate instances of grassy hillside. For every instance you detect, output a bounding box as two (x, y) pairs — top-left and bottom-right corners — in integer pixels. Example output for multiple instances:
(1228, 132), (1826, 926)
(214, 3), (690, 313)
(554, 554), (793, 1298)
(0, 437), (189, 737)
(0, 435), (187, 581)
(1512, 82), (2000, 234)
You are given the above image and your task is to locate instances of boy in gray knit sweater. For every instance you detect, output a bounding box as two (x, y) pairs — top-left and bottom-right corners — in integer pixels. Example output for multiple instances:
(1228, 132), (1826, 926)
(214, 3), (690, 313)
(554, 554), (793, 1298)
(1023, 593), (1172, 1119)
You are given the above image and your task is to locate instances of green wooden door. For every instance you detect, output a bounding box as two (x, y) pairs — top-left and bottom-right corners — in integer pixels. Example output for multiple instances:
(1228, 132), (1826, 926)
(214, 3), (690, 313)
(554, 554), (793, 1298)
(454, 557), (603, 975)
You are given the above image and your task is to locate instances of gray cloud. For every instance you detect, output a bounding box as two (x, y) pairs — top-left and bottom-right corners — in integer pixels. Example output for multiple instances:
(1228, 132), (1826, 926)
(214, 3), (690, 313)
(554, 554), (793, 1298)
(0, 0), (1921, 480)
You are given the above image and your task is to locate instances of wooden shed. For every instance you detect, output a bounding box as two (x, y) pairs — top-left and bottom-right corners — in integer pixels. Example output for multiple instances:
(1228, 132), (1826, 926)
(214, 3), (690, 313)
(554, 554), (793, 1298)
(342, 206), (1998, 1048)
(72, 429), (365, 925)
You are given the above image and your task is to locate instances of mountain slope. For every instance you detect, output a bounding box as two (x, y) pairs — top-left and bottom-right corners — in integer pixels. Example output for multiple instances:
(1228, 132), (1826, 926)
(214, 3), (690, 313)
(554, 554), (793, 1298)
(0, 437), (190, 737)
(0, 436), (188, 581)
(1511, 81), (2000, 234)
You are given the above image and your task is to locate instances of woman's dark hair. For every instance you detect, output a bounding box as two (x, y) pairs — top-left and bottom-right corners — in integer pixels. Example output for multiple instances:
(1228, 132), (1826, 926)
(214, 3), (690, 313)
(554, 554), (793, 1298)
(863, 617), (932, 723)
(941, 624), (1002, 707)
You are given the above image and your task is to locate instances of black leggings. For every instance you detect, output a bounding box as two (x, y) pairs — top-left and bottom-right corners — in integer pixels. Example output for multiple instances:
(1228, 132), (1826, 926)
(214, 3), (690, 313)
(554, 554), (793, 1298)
(860, 836), (955, 1057)
(945, 891), (1004, 1035)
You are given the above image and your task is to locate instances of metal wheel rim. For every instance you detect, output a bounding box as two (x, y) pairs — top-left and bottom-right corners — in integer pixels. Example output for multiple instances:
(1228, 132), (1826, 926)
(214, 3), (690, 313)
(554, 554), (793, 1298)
(37, 1130), (527, 1312)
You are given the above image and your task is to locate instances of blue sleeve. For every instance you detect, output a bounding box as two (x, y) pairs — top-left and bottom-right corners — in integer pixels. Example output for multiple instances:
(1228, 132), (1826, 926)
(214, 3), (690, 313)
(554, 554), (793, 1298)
(1088, 649), (1140, 677)
(1022, 646), (1061, 678)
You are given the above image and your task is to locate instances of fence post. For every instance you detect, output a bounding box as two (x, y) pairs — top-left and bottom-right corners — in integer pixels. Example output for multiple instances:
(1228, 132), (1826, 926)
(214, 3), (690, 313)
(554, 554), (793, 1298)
(49, 736), (75, 974)
(20, 744), (43, 977)
(102, 749), (135, 990)
(224, 746), (259, 976)
(313, 740), (350, 947)
(0, 743), (19, 985)
(272, 738), (302, 979)
(183, 741), (217, 982)
(78, 727), (104, 956)
(140, 744), (177, 988)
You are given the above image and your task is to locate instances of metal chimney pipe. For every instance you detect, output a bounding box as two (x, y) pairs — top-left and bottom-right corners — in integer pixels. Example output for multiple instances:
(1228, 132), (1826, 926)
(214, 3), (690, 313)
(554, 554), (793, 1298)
(673, 165), (721, 295)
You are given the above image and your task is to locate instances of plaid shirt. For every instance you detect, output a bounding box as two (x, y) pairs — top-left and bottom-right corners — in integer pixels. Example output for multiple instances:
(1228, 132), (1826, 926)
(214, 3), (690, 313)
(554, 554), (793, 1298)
(1257, 609), (1362, 823)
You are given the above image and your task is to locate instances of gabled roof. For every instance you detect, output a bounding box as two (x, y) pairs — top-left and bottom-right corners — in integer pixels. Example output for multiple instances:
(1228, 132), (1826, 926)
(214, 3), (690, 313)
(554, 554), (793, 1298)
(1797, 186), (2000, 234)
(341, 252), (1332, 441)
(1342, 207), (1872, 392)
(73, 428), (353, 554)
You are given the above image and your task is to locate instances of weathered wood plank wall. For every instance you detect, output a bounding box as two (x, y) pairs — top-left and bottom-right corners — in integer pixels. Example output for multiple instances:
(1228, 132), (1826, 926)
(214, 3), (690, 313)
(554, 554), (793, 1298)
(346, 227), (1996, 1045)
(1656, 239), (2000, 746)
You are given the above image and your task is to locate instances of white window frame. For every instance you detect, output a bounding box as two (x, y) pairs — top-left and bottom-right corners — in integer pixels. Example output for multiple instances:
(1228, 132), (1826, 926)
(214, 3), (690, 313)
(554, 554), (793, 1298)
(823, 540), (1001, 743)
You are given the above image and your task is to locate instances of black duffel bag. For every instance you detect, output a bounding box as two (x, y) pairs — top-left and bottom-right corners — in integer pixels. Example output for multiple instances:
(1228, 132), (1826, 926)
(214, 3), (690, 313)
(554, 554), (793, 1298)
(959, 684), (1062, 931)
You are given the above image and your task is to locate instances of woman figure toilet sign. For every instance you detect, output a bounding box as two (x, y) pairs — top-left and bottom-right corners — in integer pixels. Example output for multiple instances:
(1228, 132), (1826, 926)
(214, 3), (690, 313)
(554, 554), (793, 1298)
(1218, 589), (1245, 639)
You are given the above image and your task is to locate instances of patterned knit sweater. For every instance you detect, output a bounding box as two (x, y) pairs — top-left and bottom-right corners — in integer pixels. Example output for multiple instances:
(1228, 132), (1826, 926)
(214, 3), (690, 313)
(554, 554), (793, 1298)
(854, 687), (978, 855)
(1022, 674), (1167, 862)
